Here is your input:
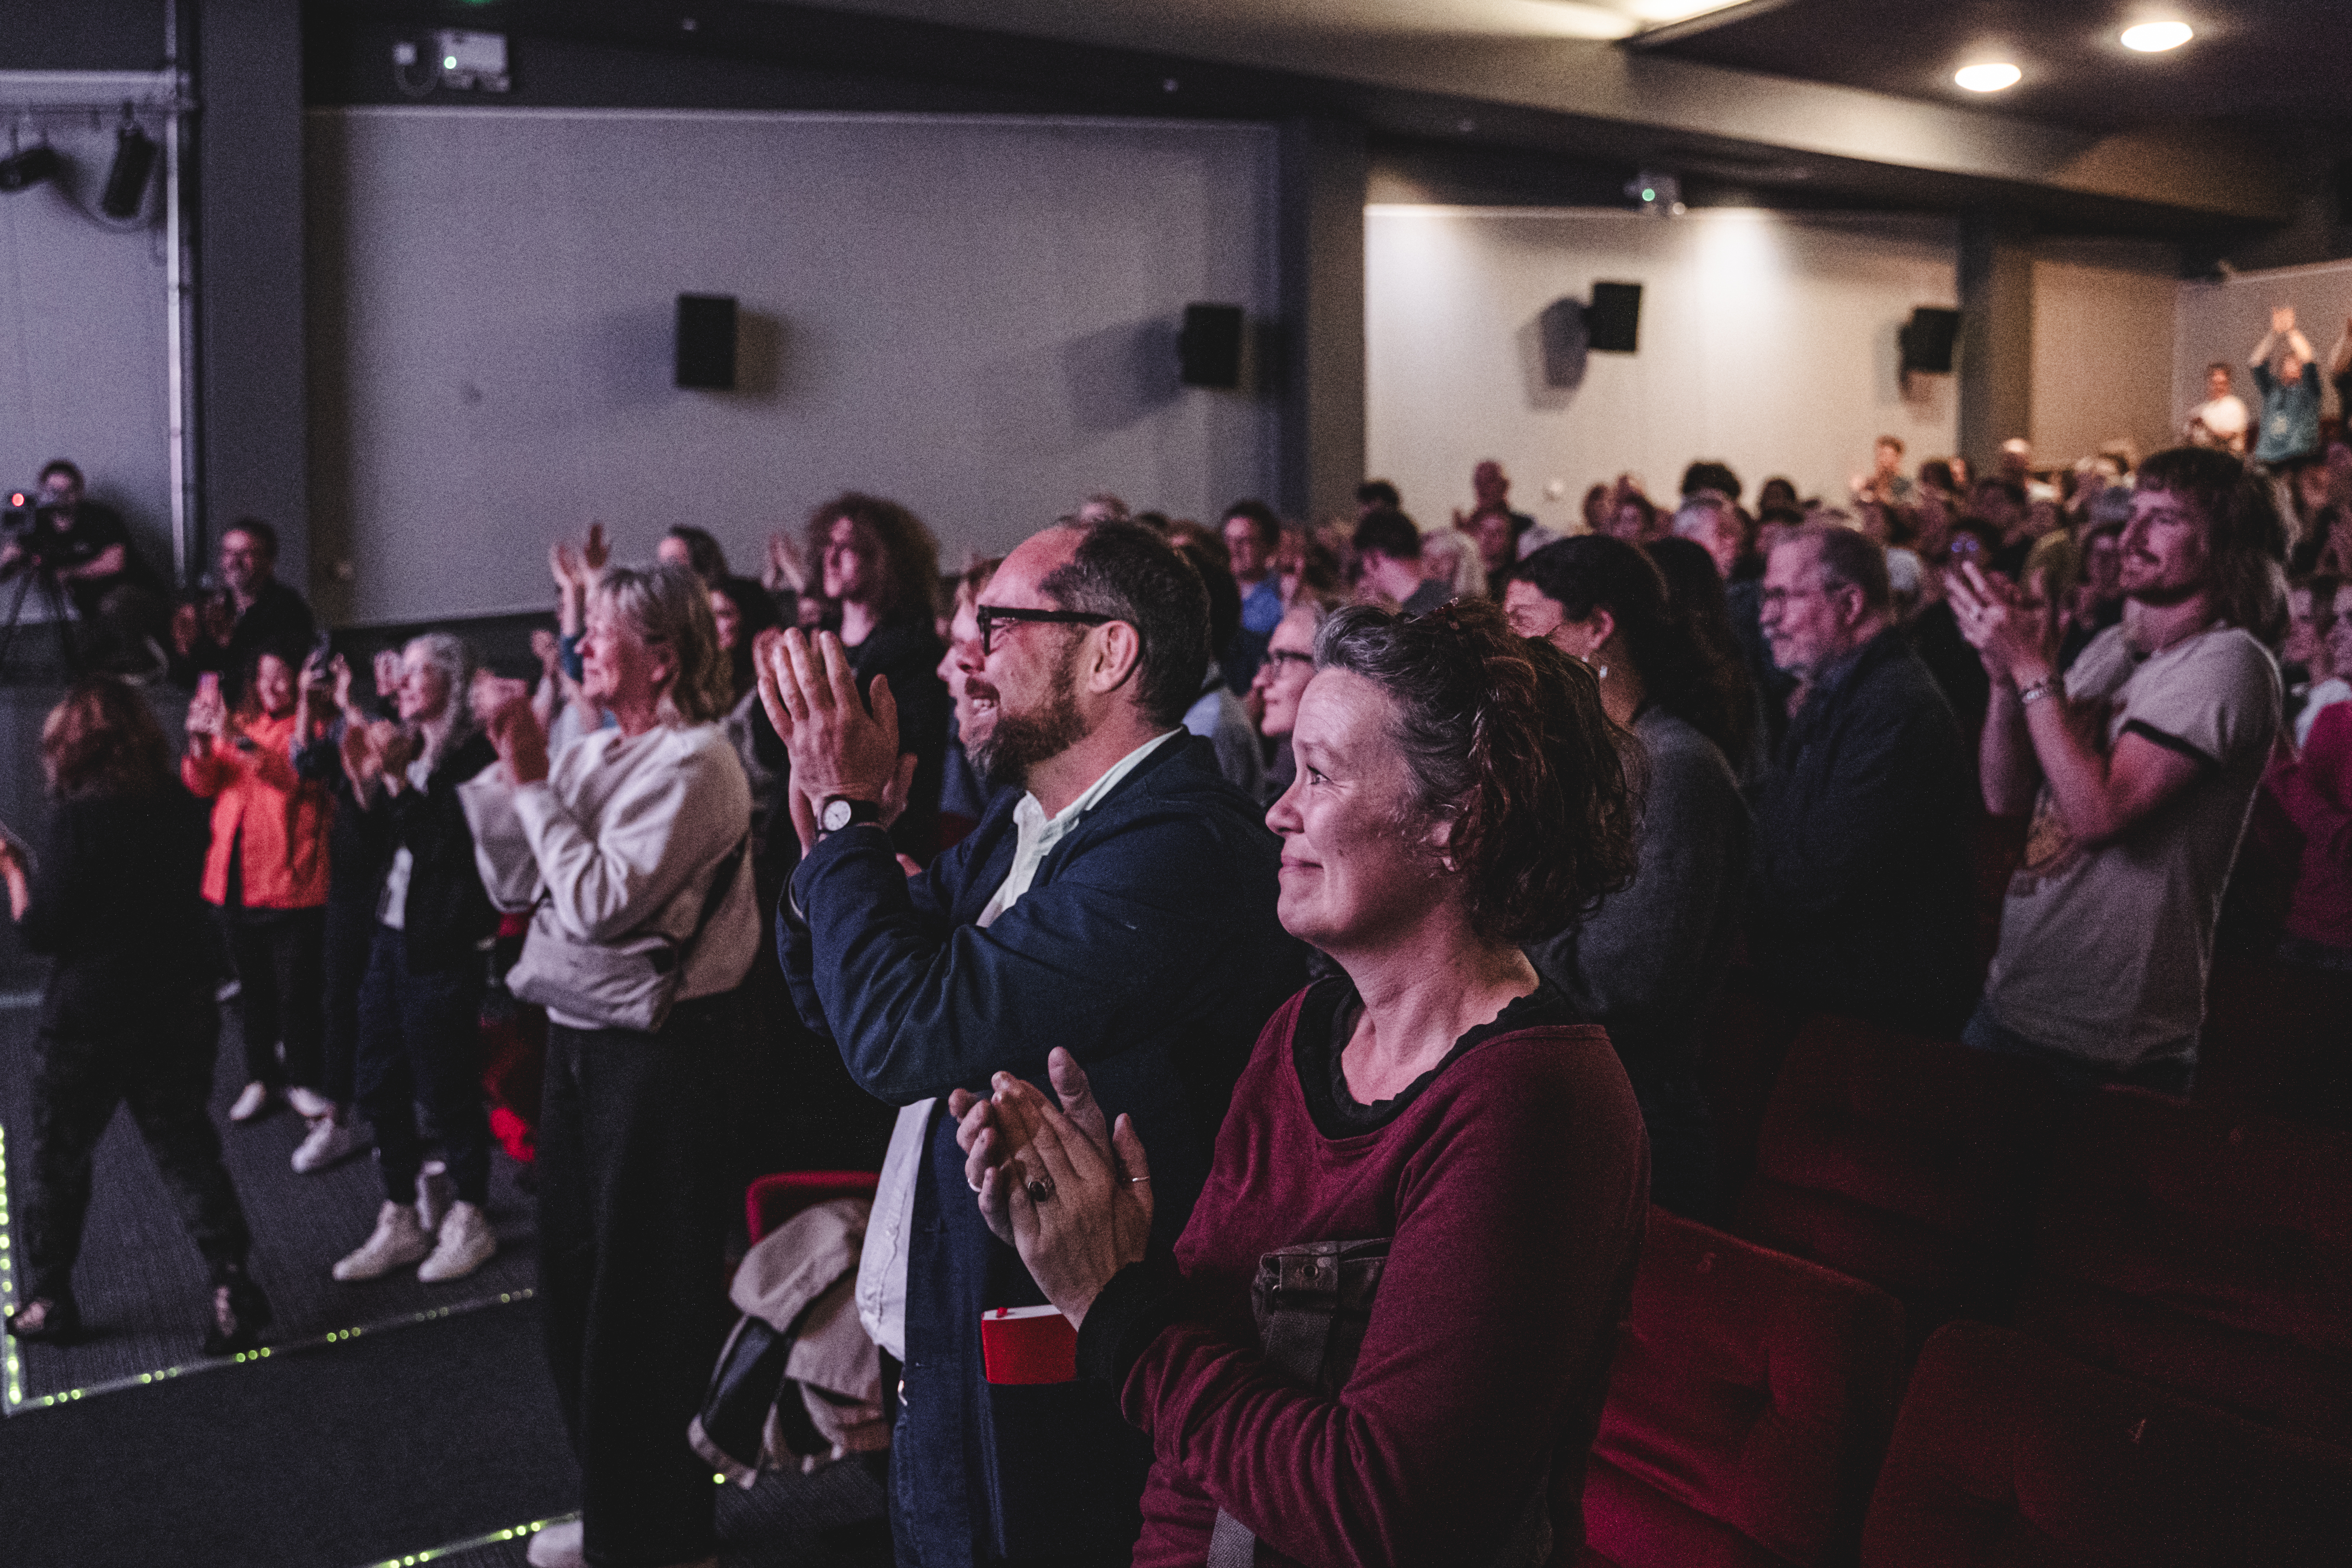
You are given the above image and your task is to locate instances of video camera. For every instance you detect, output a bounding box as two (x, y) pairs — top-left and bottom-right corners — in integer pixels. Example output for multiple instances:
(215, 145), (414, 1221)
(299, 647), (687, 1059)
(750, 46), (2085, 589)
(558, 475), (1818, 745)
(3, 486), (68, 566)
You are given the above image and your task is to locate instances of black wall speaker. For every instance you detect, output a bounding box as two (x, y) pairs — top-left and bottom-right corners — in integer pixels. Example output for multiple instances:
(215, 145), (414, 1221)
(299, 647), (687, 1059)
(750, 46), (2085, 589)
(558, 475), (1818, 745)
(1179, 303), (1246, 388)
(675, 294), (738, 390)
(1586, 282), (1643, 354)
(1539, 297), (1589, 388)
(1900, 306), (1962, 374)
(100, 125), (157, 219)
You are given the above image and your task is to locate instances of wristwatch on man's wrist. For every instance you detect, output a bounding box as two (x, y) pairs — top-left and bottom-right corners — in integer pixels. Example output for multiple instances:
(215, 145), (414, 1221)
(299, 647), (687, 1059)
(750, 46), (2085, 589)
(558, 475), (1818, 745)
(820, 796), (884, 834)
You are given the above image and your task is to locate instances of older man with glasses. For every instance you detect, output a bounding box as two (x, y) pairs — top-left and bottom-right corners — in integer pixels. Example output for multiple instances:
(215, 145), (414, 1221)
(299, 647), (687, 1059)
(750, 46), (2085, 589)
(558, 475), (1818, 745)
(761, 517), (1305, 1568)
(1747, 524), (1976, 1036)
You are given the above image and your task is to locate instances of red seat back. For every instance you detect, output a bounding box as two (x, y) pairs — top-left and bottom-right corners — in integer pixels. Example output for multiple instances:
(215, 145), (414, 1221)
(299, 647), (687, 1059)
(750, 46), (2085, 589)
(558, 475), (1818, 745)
(1698, 973), (1809, 1216)
(746, 1169), (880, 1244)
(2015, 1086), (2352, 1445)
(1860, 1322), (2352, 1567)
(1583, 1212), (1904, 1568)
(2197, 953), (2352, 1130)
(1735, 1017), (2059, 1347)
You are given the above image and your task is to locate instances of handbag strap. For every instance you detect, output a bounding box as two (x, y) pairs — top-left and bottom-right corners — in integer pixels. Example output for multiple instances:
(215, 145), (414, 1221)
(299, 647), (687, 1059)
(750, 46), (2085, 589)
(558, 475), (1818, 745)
(673, 834), (750, 965)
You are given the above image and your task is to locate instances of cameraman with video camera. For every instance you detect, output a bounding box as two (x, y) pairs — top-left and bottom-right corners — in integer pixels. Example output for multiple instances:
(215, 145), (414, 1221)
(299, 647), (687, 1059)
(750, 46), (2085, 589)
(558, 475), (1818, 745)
(1, 460), (165, 628)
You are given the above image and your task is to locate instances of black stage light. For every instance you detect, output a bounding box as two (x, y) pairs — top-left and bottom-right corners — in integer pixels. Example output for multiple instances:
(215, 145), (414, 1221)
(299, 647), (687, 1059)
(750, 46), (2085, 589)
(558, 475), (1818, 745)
(101, 125), (158, 218)
(0, 144), (62, 193)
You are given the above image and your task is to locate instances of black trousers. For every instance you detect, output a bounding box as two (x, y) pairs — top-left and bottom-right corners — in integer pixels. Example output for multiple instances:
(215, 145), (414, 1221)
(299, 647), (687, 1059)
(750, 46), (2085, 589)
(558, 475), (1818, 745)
(320, 895), (377, 1107)
(356, 924), (491, 1206)
(22, 990), (253, 1304)
(539, 993), (746, 1568)
(225, 905), (326, 1090)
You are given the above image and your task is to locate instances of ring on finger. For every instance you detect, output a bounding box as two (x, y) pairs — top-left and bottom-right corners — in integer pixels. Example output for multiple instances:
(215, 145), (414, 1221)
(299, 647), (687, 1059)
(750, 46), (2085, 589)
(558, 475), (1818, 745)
(1026, 1175), (1055, 1204)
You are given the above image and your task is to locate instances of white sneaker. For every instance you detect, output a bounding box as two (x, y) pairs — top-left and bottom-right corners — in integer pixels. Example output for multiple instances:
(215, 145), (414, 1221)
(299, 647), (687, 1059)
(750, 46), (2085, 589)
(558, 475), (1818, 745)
(524, 1518), (584, 1568)
(291, 1116), (368, 1174)
(228, 1081), (275, 1123)
(331, 1201), (432, 1282)
(417, 1200), (497, 1283)
(285, 1086), (334, 1119)
(415, 1161), (456, 1233)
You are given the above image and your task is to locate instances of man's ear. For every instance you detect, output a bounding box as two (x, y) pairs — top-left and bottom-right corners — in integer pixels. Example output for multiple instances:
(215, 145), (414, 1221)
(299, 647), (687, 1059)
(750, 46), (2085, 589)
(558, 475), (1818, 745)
(1086, 620), (1144, 698)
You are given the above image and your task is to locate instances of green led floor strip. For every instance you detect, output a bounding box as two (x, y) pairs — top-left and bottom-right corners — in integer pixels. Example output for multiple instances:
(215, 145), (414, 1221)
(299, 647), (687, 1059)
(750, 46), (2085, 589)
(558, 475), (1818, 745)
(350, 1511), (580, 1568)
(2, 1286), (537, 1415)
(1, 1117), (537, 1416)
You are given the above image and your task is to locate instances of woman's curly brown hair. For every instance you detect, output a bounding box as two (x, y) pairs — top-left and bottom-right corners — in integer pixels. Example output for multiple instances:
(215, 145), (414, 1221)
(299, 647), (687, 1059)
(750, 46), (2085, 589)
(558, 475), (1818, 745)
(1314, 597), (1639, 942)
(802, 492), (942, 627)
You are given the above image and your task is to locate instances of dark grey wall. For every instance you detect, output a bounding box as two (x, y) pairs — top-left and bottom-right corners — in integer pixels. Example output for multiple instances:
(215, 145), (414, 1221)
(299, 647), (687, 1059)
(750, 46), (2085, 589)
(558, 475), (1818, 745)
(1279, 118), (1368, 526)
(1958, 212), (2037, 478)
(0, 0), (164, 70)
(196, 0), (311, 591)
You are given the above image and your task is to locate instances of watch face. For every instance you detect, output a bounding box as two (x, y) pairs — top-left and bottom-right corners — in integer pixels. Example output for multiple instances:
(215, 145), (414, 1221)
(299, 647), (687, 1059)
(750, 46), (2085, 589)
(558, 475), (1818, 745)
(822, 798), (853, 832)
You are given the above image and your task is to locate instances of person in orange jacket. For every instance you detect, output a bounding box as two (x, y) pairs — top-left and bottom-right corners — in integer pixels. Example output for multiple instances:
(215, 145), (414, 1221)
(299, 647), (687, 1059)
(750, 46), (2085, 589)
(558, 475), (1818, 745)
(183, 642), (333, 1124)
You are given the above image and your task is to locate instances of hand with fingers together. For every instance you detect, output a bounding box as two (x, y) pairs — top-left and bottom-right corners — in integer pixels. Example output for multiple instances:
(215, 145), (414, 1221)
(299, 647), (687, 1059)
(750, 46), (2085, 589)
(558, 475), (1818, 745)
(1947, 560), (2057, 689)
(755, 627), (917, 856)
(959, 1048), (1155, 1329)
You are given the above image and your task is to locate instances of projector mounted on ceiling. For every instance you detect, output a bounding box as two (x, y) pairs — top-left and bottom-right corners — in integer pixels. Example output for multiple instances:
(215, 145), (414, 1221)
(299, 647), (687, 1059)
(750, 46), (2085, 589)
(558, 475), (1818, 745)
(433, 31), (510, 93)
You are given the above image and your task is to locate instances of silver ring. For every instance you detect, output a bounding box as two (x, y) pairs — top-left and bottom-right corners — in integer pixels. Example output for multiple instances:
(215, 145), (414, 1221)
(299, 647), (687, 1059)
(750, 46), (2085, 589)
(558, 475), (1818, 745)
(966, 1176), (983, 1193)
(1124, 1176), (1151, 1184)
(1025, 1176), (1055, 1204)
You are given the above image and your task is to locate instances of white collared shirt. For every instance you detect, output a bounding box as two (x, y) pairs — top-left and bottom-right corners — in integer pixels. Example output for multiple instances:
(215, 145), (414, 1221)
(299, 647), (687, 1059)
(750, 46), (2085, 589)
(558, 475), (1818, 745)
(855, 732), (1181, 1360)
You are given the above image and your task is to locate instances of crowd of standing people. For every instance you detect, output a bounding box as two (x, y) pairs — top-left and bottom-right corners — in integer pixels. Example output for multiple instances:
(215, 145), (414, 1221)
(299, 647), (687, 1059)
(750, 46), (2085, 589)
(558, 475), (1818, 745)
(0, 349), (2340, 1564)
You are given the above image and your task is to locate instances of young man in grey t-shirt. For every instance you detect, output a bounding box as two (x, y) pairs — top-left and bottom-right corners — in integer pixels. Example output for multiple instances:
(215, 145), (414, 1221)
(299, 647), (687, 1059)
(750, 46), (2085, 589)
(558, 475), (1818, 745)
(1948, 447), (2286, 1090)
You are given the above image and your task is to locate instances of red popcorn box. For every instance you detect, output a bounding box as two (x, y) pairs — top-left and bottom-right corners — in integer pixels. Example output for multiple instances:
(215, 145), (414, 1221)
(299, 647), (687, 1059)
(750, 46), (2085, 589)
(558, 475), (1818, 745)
(980, 1304), (1077, 1385)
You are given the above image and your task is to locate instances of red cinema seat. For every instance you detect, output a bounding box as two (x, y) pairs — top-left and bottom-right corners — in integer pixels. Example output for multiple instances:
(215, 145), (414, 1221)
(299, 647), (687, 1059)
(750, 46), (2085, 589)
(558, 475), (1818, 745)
(2197, 952), (2352, 1130)
(2013, 1087), (2352, 1446)
(746, 1170), (880, 1244)
(1582, 1212), (1904, 1568)
(1698, 973), (1810, 1216)
(1735, 1017), (2060, 1351)
(1860, 1322), (2352, 1567)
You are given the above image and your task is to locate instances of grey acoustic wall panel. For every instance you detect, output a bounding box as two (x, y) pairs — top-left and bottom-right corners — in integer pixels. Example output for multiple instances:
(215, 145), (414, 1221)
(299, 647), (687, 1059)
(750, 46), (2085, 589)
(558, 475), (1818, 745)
(307, 108), (1280, 625)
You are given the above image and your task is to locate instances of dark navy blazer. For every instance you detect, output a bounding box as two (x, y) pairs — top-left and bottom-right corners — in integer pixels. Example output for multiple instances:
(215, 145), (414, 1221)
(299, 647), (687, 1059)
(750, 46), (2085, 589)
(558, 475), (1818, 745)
(781, 732), (1306, 1565)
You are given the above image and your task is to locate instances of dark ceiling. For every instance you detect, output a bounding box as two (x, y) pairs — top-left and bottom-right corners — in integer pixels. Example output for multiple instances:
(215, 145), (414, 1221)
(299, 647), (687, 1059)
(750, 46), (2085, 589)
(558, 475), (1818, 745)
(1650, 0), (2352, 133)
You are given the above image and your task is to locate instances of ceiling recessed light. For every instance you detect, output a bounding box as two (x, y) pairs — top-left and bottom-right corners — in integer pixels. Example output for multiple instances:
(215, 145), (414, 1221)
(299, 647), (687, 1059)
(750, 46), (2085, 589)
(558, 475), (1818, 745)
(1954, 62), (2023, 93)
(2120, 21), (2193, 52)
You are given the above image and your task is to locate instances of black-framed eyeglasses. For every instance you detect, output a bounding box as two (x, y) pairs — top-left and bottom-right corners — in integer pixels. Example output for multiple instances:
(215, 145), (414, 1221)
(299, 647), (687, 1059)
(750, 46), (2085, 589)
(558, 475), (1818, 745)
(1262, 649), (1315, 669)
(973, 604), (1115, 657)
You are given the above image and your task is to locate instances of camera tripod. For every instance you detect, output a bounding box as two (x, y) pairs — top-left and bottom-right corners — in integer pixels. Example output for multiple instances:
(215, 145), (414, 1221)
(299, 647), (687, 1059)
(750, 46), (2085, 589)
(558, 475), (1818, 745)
(0, 559), (79, 683)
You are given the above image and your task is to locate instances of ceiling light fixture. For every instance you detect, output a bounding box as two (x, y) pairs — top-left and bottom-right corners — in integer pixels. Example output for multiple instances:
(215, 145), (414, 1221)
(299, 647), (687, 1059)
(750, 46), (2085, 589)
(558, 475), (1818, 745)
(2120, 21), (2193, 52)
(1954, 62), (2022, 93)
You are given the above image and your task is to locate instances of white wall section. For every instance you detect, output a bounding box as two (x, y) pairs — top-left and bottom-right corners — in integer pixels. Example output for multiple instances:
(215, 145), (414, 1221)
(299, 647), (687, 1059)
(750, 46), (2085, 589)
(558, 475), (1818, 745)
(1365, 206), (1959, 528)
(308, 108), (1279, 625)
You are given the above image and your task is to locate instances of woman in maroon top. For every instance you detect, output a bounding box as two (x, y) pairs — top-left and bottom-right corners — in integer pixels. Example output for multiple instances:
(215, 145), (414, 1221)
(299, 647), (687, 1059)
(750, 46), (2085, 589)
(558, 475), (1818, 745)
(957, 599), (1649, 1566)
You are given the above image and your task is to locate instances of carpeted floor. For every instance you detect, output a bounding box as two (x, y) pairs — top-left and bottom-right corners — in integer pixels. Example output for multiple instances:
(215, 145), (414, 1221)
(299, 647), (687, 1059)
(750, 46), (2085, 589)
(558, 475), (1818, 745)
(0, 996), (537, 1408)
(0, 1291), (581, 1568)
(0, 994), (892, 1568)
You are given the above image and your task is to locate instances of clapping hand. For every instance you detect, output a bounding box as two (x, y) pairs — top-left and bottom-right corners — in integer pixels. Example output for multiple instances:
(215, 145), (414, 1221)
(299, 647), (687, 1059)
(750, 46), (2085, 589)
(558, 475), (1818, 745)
(475, 674), (549, 785)
(765, 531), (808, 596)
(1946, 561), (2056, 689)
(340, 714), (385, 795)
(2273, 305), (2298, 335)
(372, 649), (402, 711)
(375, 722), (421, 790)
(755, 628), (916, 856)
(954, 1049), (1154, 1328)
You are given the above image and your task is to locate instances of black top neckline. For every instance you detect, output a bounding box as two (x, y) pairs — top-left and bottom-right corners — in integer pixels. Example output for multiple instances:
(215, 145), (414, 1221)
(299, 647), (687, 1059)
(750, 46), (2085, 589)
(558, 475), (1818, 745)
(1292, 973), (1575, 1139)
